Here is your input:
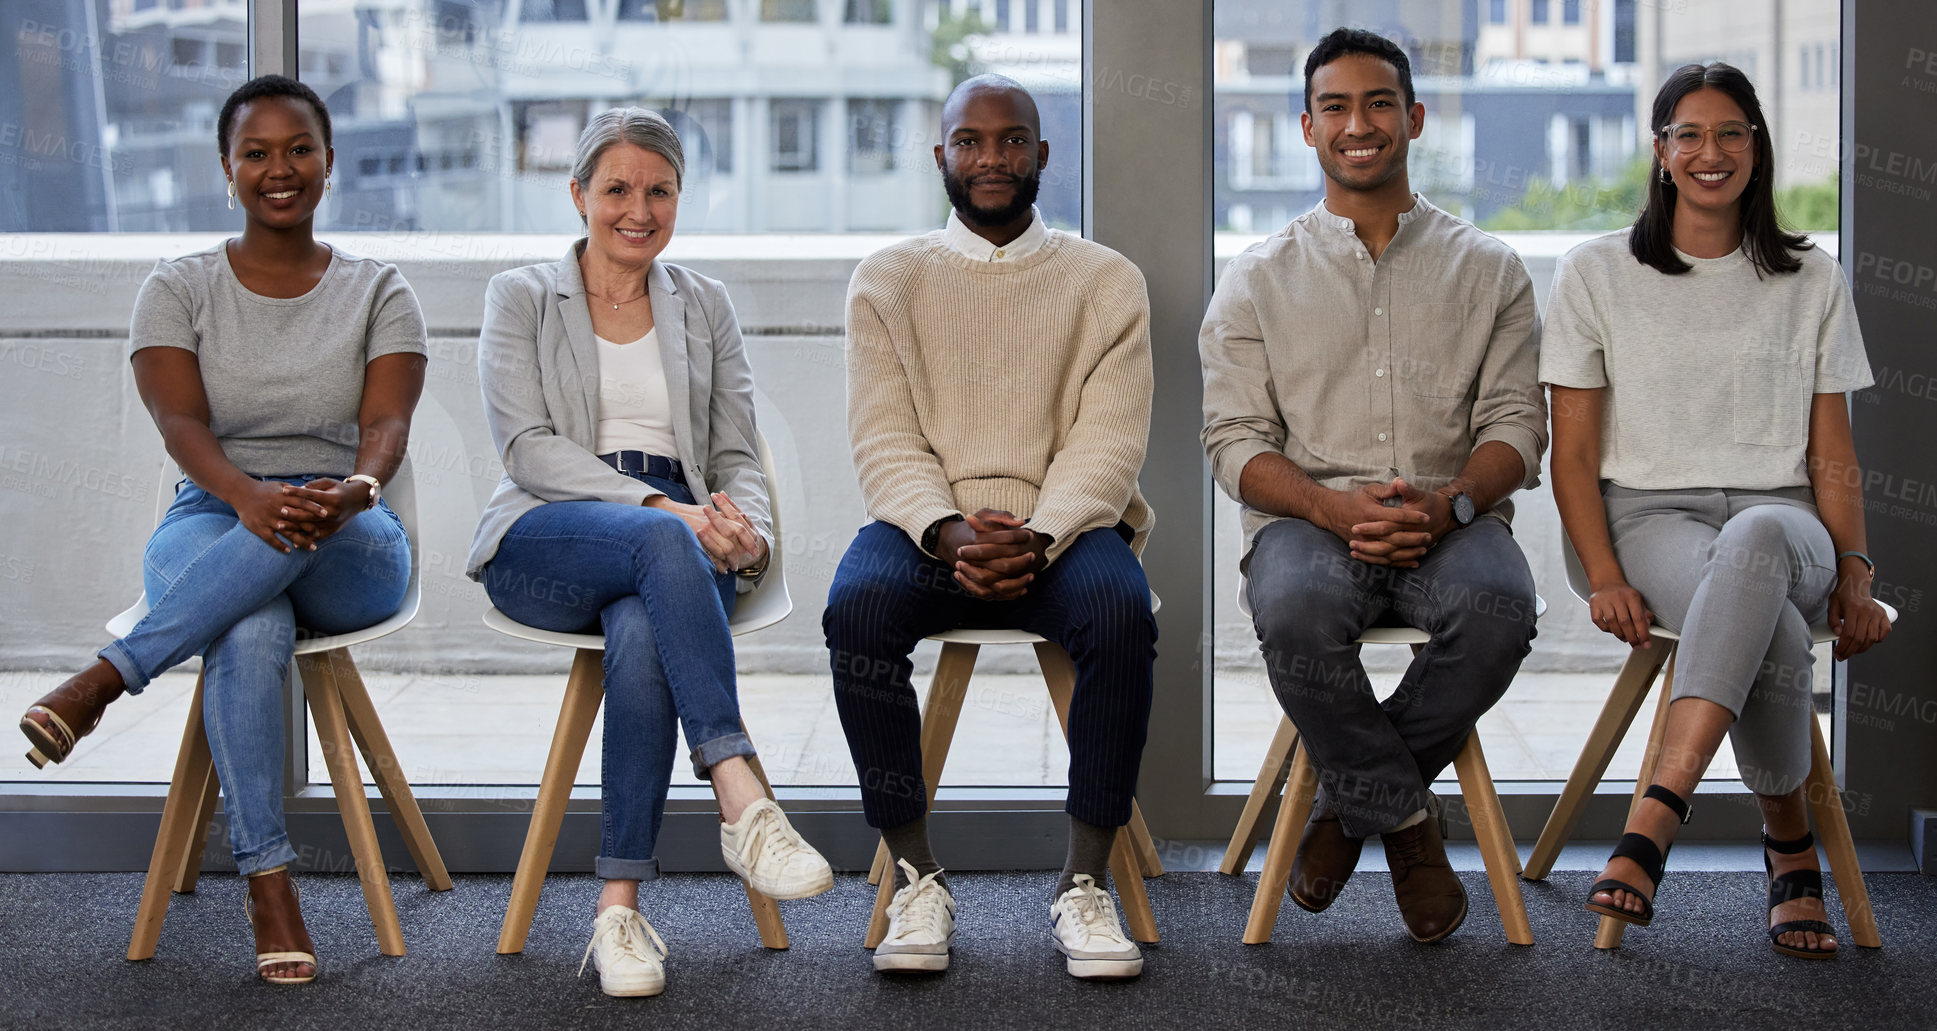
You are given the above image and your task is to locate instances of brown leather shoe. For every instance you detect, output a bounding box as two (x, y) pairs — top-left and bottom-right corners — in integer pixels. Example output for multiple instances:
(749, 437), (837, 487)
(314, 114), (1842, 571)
(1288, 808), (1364, 913)
(1382, 803), (1467, 943)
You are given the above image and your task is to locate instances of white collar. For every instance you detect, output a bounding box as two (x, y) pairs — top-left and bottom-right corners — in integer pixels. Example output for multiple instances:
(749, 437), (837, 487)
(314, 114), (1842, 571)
(942, 206), (1049, 263)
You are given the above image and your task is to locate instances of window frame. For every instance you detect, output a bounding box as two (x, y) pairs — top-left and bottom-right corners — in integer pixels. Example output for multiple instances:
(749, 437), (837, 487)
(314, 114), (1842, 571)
(0, 0), (1891, 873)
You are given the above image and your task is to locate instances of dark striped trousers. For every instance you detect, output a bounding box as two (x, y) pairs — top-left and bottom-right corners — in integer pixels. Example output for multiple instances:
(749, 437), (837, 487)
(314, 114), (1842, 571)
(823, 520), (1156, 829)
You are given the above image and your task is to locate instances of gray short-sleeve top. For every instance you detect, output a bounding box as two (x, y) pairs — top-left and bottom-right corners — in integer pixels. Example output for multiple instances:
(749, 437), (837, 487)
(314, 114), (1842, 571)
(128, 242), (428, 477)
(1539, 230), (1872, 491)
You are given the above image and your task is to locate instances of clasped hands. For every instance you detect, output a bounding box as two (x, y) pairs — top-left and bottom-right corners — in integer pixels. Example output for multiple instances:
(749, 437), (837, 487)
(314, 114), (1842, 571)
(647, 491), (768, 575)
(1318, 477), (1454, 568)
(935, 508), (1051, 601)
(244, 477), (372, 554)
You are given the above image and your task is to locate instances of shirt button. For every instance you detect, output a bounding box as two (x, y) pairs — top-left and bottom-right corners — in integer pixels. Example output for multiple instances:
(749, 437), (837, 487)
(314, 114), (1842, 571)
(1377, 432), (1388, 442)
(1374, 307), (1384, 316)
(1375, 368), (1385, 377)
(1356, 252), (1366, 260)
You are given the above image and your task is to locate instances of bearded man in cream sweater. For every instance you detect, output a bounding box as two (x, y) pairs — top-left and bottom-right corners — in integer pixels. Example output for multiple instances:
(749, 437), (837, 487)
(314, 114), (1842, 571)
(823, 75), (1156, 981)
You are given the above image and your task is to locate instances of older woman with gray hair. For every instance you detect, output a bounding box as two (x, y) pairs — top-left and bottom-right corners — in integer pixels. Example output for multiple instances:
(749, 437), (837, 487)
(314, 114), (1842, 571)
(467, 107), (830, 997)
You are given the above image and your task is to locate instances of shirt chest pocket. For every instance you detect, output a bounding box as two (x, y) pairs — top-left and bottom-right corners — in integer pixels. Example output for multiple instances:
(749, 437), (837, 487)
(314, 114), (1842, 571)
(1732, 345), (1810, 446)
(1397, 302), (1480, 399)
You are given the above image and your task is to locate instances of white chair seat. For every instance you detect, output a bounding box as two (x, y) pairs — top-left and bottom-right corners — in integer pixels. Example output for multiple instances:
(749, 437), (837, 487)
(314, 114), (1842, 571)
(1560, 540), (1895, 645)
(1234, 582), (1546, 640)
(927, 592), (1161, 644)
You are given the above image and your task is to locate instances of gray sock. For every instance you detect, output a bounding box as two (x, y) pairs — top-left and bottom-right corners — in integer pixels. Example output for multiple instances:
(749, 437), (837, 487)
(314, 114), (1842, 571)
(882, 815), (945, 889)
(1055, 816), (1116, 898)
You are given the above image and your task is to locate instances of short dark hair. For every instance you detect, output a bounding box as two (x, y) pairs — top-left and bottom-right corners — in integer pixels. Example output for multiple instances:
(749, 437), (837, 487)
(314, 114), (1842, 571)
(1302, 28), (1415, 113)
(217, 75), (332, 156)
(1630, 62), (1807, 277)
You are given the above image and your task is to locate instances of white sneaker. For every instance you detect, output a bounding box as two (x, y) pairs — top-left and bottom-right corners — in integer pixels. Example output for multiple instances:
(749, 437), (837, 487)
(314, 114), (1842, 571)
(720, 797), (834, 900)
(579, 906), (667, 997)
(1050, 874), (1143, 979)
(874, 859), (956, 973)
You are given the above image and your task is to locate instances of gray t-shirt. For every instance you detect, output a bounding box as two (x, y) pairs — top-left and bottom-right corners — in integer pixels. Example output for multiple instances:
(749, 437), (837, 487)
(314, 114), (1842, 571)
(129, 242), (428, 477)
(1539, 231), (1872, 491)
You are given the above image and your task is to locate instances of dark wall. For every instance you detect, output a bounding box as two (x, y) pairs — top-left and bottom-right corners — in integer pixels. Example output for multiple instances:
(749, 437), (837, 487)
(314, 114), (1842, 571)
(1842, 3), (1937, 844)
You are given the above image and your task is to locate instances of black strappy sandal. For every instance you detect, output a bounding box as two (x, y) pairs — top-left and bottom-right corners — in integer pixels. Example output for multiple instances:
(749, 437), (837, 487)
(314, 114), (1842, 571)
(1764, 830), (1838, 960)
(1585, 784), (1691, 927)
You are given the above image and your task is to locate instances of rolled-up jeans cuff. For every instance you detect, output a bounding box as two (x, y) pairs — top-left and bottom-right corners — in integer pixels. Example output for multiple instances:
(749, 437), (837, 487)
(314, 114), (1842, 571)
(97, 642), (149, 695)
(689, 731), (756, 780)
(596, 855), (662, 881)
(237, 838), (299, 878)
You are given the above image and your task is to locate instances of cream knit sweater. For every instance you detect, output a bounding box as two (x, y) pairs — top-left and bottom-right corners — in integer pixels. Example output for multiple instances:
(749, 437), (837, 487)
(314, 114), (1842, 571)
(845, 228), (1154, 564)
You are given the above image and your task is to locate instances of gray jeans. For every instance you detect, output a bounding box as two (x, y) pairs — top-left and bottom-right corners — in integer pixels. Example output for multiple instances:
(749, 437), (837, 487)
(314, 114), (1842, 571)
(1245, 516), (1538, 838)
(1603, 485), (1836, 797)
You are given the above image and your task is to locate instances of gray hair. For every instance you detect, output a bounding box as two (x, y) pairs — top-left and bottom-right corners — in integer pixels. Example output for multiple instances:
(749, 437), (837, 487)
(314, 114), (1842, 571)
(571, 107), (685, 217)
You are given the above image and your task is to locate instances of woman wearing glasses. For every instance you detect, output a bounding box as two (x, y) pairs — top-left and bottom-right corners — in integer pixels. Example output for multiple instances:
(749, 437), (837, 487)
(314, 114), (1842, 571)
(1543, 63), (1890, 959)
(468, 107), (830, 997)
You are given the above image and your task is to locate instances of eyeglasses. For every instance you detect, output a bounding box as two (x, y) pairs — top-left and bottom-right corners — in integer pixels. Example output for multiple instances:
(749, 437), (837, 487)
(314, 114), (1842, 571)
(1658, 121), (1758, 154)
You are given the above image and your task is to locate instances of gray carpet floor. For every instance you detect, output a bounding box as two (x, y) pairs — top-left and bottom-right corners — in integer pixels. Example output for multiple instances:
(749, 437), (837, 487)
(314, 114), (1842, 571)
(3, 870), (1933, 1031)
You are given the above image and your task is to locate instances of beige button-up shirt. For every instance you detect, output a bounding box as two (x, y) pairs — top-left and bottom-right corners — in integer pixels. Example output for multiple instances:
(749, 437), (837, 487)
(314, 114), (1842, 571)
(1200, 195), (1547, 552)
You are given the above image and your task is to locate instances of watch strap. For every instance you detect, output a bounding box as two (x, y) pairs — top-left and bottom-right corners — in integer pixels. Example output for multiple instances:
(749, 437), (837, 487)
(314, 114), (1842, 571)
(921, 514), (964, 557)
(345, 474), (382, 510)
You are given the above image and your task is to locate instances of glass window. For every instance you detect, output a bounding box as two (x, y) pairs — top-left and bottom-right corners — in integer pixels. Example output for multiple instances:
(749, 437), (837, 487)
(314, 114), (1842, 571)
(1531, 0), (1550, 24)
(620, 0), (730, 20)
(1054, 0), (1070, 32)
(994, 0), (1011, 32)
(849, 98), (899, 172)
(1490, 0), (1507, 25)
(771, 99), (821, 172)
(762, 0), (818, 22)
(1210, 0), (1842, 785)
(520, 0), (590, 22)
(1563, 0), (1581, 25)
(845, 0), (892, 24)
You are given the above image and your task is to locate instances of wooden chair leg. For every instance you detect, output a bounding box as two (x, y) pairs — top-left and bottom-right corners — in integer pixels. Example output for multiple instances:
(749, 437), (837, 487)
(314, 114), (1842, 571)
(1125, 800), (1165, 877)
(1243, 742), (1317, 944)
(738, 730), (790, 950)
(867, 840), (891, 886)
(1597, 653), (1677, 950)
(172, 748), (222, 895)
(1805, 719), (1881, 948)
(1524, 644), (1674, 881)
(499, 649), (605, 955)
(1112, 828), (1159, 943)
(866, 642), (980, 949)
(329, 649), (452, 891)
(129, 677), (214, 961)
(1221, 716), (1299, 875)
(1453, 734), (1533, 945)
(1036, 641), (1164, 880)
(300, 652), (405, 957)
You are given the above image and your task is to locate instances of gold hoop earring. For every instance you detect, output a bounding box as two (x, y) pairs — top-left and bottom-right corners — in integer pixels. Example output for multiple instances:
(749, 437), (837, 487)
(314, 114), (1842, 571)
(226, 180), (235, 210)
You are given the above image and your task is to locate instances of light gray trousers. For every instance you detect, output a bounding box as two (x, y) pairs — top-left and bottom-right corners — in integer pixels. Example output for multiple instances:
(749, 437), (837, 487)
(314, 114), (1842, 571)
(1603, 484), (1837, 797)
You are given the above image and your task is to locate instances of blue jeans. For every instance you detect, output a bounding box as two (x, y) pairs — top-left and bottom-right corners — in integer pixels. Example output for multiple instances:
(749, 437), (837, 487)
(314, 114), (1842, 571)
(823, 521), (1156, 830)
(1245, 516), (1537, 838)
(483, 475), (749, 881)
(99, 477), (411, 875)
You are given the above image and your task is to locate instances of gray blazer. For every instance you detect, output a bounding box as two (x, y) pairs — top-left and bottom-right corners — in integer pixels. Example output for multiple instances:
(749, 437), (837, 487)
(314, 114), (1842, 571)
(466, 240), (771, 591)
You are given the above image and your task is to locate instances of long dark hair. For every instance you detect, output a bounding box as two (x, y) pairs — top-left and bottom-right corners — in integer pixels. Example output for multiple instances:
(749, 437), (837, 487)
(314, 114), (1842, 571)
(1629, 62), (1808, 277)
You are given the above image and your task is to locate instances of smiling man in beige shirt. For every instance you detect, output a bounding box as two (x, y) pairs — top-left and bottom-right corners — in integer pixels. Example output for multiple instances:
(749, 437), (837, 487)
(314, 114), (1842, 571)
(1200, 28), (1546, 945)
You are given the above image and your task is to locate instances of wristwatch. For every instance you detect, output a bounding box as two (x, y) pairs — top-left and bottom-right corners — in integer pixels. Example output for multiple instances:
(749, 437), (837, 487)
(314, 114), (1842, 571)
(345, 474), (382, 510)
(921, 514), (964, 557)
(1437, 488), (1475, 528)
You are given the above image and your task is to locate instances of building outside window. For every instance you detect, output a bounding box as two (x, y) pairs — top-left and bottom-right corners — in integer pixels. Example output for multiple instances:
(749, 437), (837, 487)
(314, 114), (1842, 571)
(771, 99), (821, 172)
(762, 0), (818, 22)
